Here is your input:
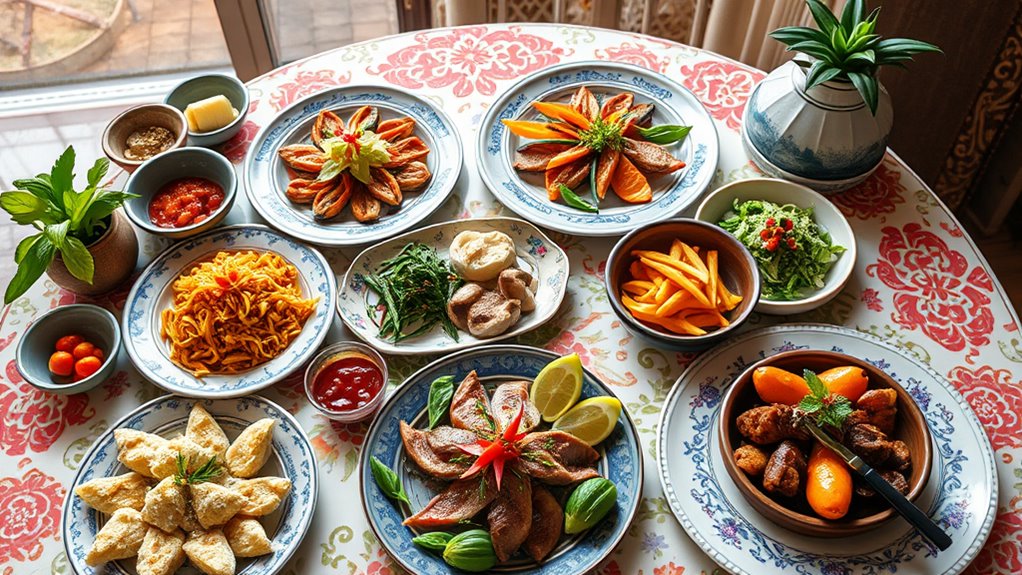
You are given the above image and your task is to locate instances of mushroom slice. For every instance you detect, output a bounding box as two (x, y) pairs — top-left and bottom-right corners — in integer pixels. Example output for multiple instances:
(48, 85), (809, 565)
(467, 290), (521, 339)
(312, 110), (345, 149)
(570, 86), (600, 120)
(350, 184), (382, 222)
(447, 282), (486, 332)
(312, 172), (353, 220)
(286, 177), (334, 204)
(392, 161), (431, 191)
(376, 117), (416, 141)
(600, 92), (634, 119)
(498, 268), (538, 313)
(278, 144), (327, 173)
(347, 105), (380, 134)
(622, 137), (686, 173)
(366, 166), (403, 206)
(383, 136), (430, 168)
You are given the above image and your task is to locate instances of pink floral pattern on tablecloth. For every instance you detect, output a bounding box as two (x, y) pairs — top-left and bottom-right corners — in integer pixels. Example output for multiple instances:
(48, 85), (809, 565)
(964, 510), (1022, 575)
(948, 365), (1022, 450)
(0, 467), (64, 568)
(369, 26), (567, 97)
(221, 120), (260, 163)
(860, 288), (883, 312)
(0, 360), (94, 456)
(595, 41), (669, 72)
(678, 60), (763, 131)
(829, 161), (906, 220)
(269, 69), (353, 111)
(867, 223), (994, 353)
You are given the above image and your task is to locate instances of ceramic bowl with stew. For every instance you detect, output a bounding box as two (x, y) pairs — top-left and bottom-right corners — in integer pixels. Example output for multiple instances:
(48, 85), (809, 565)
(605, 218), (760, 352)
(16, 304), (121, 394)
(124, 146), (237, 239)
(102, 104), (188, 173)
(718, 350), (932, 537)
(694, 178), (856, 315)
(165, 73), (249, 147)
(305, 341), (389, 423)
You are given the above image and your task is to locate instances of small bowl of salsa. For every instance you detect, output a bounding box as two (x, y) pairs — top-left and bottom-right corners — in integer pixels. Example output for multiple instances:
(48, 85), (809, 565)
(124, 147), (237, 239)
(305, 342), (389, 422)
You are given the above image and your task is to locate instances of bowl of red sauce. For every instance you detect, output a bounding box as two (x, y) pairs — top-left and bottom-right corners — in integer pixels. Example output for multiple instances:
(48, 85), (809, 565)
(305, 342), (389, 422)
(124, 147), (237, 239)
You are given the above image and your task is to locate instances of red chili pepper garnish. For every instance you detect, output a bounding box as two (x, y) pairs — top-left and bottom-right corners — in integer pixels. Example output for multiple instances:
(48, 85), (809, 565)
(229, 270), (239, 283)
(457, 403), (526, 492)
(215, 276), (231, 289)
(766, 218), (776, 228)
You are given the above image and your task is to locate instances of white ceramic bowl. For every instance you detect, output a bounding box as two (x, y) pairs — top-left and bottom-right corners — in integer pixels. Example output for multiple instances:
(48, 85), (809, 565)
(694, 178), (856, 315)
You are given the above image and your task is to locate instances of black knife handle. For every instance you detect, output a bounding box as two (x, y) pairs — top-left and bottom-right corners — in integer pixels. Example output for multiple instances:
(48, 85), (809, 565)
(862, 467), (952, 551)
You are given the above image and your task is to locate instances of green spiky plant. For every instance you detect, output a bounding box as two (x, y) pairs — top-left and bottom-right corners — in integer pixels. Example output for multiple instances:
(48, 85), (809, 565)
(769, 0), (941, 115)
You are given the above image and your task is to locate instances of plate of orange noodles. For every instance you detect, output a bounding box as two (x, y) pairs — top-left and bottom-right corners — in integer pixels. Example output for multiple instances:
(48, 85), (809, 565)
(123, 224), (336, 398)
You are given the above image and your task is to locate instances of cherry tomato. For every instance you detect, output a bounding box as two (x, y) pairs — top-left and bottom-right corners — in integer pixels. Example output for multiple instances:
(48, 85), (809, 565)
(55, 334), (84, 353)
(48, 351), (74, 376)
(72, 341), (96, 360)
(92, 348), (104, 360)
(74, 356), (103, 379)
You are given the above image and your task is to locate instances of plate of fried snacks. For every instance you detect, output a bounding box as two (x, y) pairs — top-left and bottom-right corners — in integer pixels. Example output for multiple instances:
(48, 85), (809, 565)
(244, 85), (463, 247)
(338, 217), (569, 355)
(360, 345), (642, 573)
(657, 324), (997, 575)
(123, 224), (336, 398)
(477, 61), (718, 237)
(63, 394), (317, 575)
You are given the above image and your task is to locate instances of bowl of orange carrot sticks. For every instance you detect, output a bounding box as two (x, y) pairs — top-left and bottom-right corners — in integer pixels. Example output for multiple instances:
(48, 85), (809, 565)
(605, 218), (760, 351)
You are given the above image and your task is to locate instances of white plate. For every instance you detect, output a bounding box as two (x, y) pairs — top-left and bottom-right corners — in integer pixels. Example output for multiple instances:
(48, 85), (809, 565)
(477, 61), (719, 237)
(123, 224), (336, 398)
(62, 394), (317, 575)
(338, 217), (568, 355)
(656, 324), (997, 575)
(244, 85), (463, 247)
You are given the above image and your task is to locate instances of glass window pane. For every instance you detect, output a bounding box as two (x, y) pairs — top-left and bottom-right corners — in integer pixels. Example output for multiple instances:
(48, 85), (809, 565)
(259, 0), (398, 65)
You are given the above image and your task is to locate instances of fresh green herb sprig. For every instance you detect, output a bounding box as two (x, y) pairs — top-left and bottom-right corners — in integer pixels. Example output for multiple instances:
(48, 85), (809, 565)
(637, 124), (692, 145)
(412, 531), (454, 551)
(798, 369), (854, 429)
(718, 199), (845, 301)
(558, 184), (598, 213)
(364, 242), (463, 343)
(173, 453), (223, 485)
(576, 116), (623, 153)
(427, 375), (455, 429)
(369, 455), (410, 505)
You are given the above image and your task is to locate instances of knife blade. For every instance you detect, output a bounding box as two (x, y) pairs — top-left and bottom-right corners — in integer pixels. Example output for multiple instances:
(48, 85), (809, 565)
(803, 419), (952, 551)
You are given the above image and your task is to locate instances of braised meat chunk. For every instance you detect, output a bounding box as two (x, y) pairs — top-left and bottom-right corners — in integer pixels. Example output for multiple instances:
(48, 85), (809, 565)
(854, 470), (909, 498)
(845, 424), (892, 467)
(734, 444), (769, 477)
(736, 404), (809, 445)
(887, 439), (912, 472)
(762, 440), (807, 497)
(856, 388), (898, 435)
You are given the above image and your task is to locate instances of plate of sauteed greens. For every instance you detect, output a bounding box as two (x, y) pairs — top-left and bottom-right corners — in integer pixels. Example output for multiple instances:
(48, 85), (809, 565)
(360, 346), (642, 573)
(338, 217), (569, 355)
(477, 61), (719, 237)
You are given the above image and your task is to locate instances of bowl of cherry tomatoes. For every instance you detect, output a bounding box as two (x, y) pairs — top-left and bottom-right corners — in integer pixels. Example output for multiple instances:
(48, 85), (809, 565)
(15, 304), (120, 394)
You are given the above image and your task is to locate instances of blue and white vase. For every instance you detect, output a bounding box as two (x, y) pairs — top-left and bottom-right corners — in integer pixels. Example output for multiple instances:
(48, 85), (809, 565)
(741, 58), (893, 193)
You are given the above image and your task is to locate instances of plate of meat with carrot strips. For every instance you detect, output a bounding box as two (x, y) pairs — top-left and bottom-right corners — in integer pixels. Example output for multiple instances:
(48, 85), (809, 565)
(244, 86), (462, 246)
(477, 62), (718, 237)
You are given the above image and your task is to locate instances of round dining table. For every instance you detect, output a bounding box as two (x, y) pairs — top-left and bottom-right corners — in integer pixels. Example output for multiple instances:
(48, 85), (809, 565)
(2, 23), (1019, 575)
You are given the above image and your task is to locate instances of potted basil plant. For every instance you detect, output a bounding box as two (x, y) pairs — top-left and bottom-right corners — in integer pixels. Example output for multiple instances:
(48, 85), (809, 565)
(1, 145), (140, 303)
(741, 0), (941, 192)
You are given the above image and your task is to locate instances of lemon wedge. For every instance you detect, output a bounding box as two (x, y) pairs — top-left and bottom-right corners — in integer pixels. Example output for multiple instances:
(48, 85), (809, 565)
(531, 353), (584, 422)
(552, 396), (622, 446)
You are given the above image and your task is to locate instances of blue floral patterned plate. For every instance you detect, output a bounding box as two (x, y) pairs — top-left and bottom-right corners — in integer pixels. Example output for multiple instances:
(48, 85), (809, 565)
(338, 217), (569, 356)
(657, 324), (997, 575)
(476, 61), (719, 237)
(244, 84), (463, 247)
(62, 394), (317, 575)
(123, 224), (336, 398)
(360, 345), (643, 573)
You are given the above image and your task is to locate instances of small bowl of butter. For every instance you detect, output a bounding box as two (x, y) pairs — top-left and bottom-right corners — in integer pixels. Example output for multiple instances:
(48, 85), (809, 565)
(165, 73), (249, 148)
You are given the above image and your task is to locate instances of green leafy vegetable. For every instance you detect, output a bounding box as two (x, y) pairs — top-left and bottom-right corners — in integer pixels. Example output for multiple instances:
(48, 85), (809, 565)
(427, 375), (456, 429)
(798, 369), (854, 429)
(637, 124), (692, 145)
(412, 531), (454, 552)
(364, 242), (463, 343)
(558, 184), (598, 213)
(718, 199), (845, 301)
(318, 130), (392, 184)
(173, 454), (223, 485)
(369, 455), (410, 505)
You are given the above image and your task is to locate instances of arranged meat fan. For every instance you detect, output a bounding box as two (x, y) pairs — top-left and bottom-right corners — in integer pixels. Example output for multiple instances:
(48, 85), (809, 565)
(277, 106), (432, 222)
(400, 371), (602, 563)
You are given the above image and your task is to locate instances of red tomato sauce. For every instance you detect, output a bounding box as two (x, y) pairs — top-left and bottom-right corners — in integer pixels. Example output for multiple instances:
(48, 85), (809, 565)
(149, 177), (225, 228)
(312, 354), (383, 412)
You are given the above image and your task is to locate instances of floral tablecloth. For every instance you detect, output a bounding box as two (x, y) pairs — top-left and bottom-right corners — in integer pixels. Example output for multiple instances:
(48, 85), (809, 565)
(2, 23), (1020, 575)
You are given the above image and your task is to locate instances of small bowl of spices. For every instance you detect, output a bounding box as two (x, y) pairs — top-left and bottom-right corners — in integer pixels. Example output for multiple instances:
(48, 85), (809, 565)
(102, 104), (188, 173)
(305, 341), (389, 423)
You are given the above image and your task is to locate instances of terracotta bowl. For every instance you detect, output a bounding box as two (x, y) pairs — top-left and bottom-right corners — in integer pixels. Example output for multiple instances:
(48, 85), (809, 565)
(604, 218), (760, 352)
(718, 350), (933, 537)
(102, 104), (188, 173)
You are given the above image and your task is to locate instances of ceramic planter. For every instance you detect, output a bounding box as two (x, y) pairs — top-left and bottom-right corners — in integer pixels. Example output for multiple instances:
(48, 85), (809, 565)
(741, 58), (893, 193)
(46, 208), (139, 295)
